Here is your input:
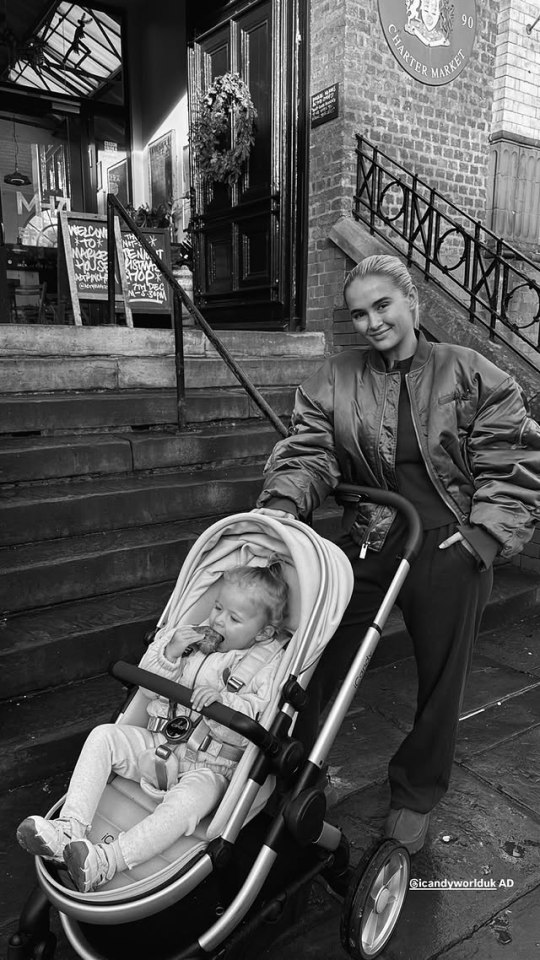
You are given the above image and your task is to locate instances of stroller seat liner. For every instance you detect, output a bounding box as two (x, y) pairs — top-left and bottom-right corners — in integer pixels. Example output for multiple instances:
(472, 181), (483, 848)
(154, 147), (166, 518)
(46, 772), (275, 902)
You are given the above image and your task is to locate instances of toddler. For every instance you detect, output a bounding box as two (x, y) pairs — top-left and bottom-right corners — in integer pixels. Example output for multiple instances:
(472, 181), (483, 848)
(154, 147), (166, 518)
(17, 561), (289, 892)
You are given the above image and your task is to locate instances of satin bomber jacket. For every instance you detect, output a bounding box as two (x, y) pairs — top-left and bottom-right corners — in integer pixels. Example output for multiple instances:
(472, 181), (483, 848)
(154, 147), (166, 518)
(258, 333), (540, 558)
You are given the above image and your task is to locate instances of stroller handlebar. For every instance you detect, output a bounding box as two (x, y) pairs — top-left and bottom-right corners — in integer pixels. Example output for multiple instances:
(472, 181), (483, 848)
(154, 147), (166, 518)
(334, 483), (423, 563)
(109, 661), (280, 755)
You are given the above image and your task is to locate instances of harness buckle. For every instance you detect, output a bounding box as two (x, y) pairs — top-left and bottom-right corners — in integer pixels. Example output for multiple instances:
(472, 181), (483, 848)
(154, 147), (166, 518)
(163, 715), (195, 743)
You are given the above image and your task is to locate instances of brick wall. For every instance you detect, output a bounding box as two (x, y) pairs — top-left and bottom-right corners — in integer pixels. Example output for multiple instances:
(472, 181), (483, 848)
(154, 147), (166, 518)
(492, 0), (540, 141)
(307, 0), (498, 346)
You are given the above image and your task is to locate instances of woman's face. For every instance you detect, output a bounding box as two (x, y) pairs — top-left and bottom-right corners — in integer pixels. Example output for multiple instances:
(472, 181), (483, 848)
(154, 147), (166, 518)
(345, 273), (418, 363)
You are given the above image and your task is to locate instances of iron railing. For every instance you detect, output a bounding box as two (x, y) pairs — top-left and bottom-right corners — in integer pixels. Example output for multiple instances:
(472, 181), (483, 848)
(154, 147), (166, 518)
(353, 136), (540, 368)
(106, 195), (287, 437)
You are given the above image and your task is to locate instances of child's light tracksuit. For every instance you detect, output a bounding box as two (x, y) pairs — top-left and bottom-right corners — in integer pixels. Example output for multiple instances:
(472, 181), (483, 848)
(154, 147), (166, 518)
(59, 630), (283, 869)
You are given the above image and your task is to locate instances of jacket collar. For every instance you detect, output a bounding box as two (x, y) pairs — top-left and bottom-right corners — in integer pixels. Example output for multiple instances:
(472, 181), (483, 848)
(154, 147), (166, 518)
(366, 330), (433, 374)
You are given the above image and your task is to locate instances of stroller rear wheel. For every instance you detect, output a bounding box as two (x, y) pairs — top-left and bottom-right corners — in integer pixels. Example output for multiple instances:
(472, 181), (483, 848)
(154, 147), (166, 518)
(340, 838), (410, 959)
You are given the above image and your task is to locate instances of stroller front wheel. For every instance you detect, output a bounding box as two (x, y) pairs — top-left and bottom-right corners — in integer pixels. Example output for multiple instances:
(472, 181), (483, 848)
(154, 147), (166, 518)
(340, 838), (410, 959)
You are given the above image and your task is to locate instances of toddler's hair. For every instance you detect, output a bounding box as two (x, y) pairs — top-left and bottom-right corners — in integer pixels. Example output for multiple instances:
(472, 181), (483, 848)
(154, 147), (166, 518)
(223, 561), (289, 627)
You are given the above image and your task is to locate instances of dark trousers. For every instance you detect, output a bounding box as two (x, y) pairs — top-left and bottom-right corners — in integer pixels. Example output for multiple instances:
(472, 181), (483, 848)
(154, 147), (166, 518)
(298, 520), (493, 813)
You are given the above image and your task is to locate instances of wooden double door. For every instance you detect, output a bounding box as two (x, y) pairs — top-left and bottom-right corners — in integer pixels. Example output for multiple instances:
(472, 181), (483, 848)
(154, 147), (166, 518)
(188, 0), (307, 329)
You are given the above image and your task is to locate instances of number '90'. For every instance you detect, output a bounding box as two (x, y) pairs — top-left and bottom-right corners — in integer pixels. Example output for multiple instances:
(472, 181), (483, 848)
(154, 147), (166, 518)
(462, 14), (474, 27)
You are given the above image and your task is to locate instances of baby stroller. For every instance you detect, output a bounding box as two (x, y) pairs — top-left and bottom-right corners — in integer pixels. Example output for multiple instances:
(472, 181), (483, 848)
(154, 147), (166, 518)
(8, 485), (421, 960)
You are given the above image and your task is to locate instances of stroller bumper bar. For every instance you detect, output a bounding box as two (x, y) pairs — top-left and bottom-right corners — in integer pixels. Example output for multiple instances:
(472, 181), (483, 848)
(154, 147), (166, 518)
(110, 662), (282, 757)
(334, 484), (423, 563)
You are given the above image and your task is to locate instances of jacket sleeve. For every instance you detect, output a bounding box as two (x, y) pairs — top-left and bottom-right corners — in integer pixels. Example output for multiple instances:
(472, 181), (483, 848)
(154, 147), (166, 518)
(137, 627), (187, 699)
(257, 361), (342, 518)
(466, 376), (540, 557)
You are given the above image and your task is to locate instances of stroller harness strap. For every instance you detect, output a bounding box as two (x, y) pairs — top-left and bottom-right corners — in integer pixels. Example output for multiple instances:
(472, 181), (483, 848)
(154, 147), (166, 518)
(145, 636), (286, 790)
(224, 634), (290, 692)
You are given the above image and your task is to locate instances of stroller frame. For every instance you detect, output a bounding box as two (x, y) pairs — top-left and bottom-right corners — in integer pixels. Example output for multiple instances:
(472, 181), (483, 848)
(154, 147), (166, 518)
(8, 486), (421, 960)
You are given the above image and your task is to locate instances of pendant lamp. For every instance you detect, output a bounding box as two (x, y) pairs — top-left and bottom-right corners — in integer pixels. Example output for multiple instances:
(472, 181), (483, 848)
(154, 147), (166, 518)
(4, 119), (31, 186)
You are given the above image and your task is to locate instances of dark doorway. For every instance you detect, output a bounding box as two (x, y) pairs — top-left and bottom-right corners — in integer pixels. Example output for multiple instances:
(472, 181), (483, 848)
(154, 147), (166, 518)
(188, 0), (308, 330)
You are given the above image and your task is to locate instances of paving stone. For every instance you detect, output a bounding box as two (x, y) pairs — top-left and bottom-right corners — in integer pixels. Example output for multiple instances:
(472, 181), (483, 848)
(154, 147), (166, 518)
(462, 725), (540, 816)
(357, 654), (538, 735)
(439, 886), (540, 958)
(457, 684), (540, 760)
(476, 610), (540, 679)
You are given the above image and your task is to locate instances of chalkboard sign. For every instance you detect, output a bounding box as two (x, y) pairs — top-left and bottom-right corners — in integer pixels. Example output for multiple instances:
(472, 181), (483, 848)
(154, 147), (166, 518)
(121, 228), (173, 313)
(57, 211), (125, 325)
(107, 158), (129, 206)
(61, 214), (118, 299)
(311, 83), (339, 128)
(58, 211), (172, 324)
(149, 131), (174, 209)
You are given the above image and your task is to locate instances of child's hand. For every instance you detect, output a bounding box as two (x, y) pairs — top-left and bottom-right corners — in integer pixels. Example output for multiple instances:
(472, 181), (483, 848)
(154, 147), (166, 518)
(165, 625), (205, 660)
(191, 685), (222, 712)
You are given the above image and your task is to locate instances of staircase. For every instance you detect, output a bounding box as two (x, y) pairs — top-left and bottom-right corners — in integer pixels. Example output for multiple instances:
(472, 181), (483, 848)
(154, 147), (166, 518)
(0, 324), (335, 789)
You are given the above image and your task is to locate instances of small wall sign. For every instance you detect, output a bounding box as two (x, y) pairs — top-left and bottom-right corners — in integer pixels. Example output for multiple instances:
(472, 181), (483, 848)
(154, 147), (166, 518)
(311, 83), (339, 128)
(378, 0), (476, 86)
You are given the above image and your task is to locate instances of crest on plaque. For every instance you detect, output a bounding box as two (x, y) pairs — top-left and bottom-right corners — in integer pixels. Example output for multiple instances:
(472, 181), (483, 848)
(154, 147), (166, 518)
(378, 0), (476, 86)
(405, 0), (451, 46)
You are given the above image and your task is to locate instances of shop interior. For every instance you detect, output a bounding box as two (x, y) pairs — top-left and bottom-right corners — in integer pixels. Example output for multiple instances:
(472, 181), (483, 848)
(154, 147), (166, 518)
(0, 0), (191, 326)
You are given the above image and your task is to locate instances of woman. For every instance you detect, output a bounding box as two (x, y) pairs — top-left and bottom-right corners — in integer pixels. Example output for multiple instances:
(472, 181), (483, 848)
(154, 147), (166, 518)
(256, 254), (540, 853)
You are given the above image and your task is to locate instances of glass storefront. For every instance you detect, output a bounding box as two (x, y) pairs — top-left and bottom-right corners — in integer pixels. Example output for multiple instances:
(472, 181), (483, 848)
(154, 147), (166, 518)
(0, 2), (128, 323)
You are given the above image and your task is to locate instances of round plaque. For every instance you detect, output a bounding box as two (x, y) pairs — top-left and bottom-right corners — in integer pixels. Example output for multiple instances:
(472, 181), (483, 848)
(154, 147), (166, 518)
(378, 0), (477, 86)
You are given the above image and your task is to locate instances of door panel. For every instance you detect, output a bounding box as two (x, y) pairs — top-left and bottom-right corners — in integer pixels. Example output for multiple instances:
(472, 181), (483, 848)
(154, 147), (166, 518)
(238, 11), (271, 202)
(239, 215), (270, 286)
(206, 227), (233, 294)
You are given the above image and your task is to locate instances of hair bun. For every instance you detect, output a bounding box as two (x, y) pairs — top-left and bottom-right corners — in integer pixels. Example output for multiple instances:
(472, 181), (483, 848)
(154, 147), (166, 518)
(266, 554), (282, 575)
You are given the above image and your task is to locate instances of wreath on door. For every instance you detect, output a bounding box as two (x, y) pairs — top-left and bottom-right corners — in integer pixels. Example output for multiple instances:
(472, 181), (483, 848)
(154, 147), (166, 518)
(190, 73), (257, 186)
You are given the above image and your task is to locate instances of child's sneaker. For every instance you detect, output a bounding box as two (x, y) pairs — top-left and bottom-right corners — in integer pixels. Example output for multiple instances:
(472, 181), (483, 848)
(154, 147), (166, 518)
(63, 839), (116, 893)
(16, 816), (83, 863)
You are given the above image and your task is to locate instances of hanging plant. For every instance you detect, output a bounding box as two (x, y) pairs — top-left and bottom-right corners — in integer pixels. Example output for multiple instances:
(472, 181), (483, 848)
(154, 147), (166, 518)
(190, 73), (257, 186)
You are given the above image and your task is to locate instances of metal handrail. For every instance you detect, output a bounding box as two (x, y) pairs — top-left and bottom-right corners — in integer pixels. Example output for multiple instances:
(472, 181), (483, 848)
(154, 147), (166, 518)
(353, 135), (540, 369)
(106, 194), (288, 437)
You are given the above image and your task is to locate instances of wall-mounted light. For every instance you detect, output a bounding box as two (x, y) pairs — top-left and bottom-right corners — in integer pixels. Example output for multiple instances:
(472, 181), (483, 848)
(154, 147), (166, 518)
(526, 14), (540, 34)
(3, 118), (31, 186)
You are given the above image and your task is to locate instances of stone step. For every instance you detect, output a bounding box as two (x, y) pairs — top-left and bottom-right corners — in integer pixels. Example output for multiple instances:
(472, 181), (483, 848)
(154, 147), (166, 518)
(1, 564), (537, 791)
(0, 516), (229, 614)
(0, 463), (266, 546)
(0, 354), (321, 393)
(0, 581), (174, 700)
(0, 504), (339, 615)
(0, 324), (326, 360)
(0, 673), (123, 791)
(0, 422), (279, 484)
(0, 386), (294, 436)
(0, 506), (340, 694)
(0, 356), (321, 394)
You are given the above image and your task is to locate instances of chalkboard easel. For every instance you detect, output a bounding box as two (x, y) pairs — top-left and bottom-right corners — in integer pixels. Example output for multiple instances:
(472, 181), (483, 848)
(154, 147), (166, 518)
(58, 212), (174, 326)
(58, 211), (132, 326)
